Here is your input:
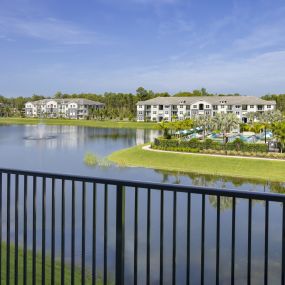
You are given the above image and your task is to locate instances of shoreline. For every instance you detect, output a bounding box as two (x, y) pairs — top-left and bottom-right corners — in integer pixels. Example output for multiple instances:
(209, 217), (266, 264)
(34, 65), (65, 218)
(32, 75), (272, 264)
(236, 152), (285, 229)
(143, 145), (285, 161)
(0, 117), (159, 130)
(108, 145), (285, 183)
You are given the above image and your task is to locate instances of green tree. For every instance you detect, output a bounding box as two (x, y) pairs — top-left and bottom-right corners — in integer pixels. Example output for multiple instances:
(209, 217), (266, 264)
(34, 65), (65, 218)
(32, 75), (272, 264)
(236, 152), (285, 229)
(258, 110), (283, 143)
(272, 122), (285, 153)
(193, 115), (213, 139)
(212, 113), (240, 143)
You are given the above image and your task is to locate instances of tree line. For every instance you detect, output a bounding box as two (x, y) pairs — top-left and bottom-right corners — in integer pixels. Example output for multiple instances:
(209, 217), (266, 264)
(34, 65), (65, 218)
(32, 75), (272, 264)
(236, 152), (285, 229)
(0, 88), (285, 118)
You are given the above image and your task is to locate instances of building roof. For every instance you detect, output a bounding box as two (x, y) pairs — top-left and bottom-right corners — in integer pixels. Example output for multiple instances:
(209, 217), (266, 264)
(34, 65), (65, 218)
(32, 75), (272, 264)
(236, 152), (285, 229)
(26, 98), (104, 106)
(137, 96), (276, 106)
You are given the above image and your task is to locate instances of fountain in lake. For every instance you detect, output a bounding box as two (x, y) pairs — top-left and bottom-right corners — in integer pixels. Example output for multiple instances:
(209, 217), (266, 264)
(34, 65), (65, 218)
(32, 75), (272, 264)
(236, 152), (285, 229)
(23, 123), (57, 141)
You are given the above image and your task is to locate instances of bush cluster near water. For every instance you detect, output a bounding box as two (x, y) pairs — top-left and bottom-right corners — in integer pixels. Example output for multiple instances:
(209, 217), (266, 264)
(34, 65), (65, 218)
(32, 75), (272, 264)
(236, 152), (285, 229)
(154, 137), (268, 153)
(151, 137), (285, 159)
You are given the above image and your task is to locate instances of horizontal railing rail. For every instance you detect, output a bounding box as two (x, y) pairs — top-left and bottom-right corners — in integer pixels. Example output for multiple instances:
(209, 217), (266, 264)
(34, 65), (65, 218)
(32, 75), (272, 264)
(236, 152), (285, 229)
(1, 168), (285, 201)
(0, 168), (284, 285)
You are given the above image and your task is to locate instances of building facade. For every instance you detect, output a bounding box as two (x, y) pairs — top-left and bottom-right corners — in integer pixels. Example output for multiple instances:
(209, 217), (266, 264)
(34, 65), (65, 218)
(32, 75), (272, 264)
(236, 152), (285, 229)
(137, 96), (276, 123)
(25, 98), (104, 119)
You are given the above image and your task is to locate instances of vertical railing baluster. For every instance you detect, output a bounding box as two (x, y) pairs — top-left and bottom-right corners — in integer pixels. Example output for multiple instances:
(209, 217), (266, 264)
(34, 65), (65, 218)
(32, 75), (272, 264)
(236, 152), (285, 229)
(134, 187), (138, 285)
(61, 180), (65, 285)
(104, 184), (108, 285)
(15, 174), (19, 285)
(42, 177), (46, 285)
(186, 193), (191, 285)
(231, 197), (236, 285)
(71, 180), (76, 285)
(23, 175), (28, 285)
(116, 185), (125, 285)
(264, 200), (269, 285)
(147, 189), (151, 285)
(6, 173), (11, 285)
(51, 178), (55, 285)
(0, 172), (2, 283)
(32, 176), (37, 285)
(92, 183), (97, 285)
(247, 199), (252, 285)
(172, 191), (177, 285)
(281, 202), (285, 285)
(201, 193), (205, 285)
(216, 196), (220, 285)
(81, 182), (86, 285)
(160, 190), (164, 285)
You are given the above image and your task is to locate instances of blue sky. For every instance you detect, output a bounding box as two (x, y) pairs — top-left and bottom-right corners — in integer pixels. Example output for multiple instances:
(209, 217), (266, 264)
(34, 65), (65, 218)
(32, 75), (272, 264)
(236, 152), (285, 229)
(0, 0), (284, 97)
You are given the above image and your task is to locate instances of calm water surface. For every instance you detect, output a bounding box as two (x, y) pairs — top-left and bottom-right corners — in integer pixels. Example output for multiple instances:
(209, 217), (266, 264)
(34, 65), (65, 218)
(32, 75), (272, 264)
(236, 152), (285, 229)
(0, 125), (284, 284)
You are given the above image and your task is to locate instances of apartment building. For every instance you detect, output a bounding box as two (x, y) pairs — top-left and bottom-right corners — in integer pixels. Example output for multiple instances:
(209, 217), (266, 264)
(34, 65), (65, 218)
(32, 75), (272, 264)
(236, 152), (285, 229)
(25, 98), (104, 119)
(137, 96), (276, 123)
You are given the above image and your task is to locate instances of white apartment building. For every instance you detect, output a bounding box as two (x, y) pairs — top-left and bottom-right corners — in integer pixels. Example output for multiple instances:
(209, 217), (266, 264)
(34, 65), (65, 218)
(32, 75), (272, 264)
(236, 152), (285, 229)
(25, 98), (104, 119)
(137, 96), (276, 123)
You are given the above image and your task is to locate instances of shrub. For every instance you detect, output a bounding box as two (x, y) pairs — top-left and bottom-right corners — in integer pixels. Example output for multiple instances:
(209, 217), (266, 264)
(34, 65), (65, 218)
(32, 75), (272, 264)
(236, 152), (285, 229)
(154, 137), (268, 153)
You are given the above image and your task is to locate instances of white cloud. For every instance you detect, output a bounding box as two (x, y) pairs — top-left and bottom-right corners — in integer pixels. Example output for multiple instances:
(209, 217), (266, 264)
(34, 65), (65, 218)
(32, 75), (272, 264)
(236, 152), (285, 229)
(234, 20), (285, 51)
(85, 50), (285, 95)
(0, 16), (103, 45)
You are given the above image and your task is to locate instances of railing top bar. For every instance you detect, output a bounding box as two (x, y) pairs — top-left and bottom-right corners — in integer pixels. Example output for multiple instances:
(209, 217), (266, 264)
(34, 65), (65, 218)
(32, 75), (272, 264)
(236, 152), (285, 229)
(0, 167), (285, 202)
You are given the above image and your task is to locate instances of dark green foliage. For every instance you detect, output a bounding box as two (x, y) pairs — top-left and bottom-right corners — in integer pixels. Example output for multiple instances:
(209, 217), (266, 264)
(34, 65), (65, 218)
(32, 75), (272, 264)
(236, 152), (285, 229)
(261, 94), (285, 114)
(154, 137), (268, 153)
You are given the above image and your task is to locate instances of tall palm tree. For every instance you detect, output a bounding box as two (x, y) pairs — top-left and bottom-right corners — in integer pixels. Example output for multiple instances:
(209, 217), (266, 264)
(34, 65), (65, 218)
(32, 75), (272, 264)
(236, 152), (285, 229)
(212, 113), (240, 143)
(194, 115), (213, 139)
(258, 110), (283, 143)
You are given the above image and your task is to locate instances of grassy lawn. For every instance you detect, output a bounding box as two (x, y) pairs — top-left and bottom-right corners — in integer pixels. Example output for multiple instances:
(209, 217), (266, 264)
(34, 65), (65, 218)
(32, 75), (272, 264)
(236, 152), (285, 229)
(0, 117), (159, 130)
(1, 243), (103, 284)
(108, 145), (285, 183)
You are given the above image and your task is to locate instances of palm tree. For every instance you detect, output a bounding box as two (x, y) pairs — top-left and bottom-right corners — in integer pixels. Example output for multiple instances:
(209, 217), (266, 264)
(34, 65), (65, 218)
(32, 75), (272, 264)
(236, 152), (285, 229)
(194, 115), (213, 139)
(258, 110), (283, 143)
(247, 112), (257, 125)
(212, 113), (240, 143)
(272, 122), (285, 153)
(158, 120), (171, 139)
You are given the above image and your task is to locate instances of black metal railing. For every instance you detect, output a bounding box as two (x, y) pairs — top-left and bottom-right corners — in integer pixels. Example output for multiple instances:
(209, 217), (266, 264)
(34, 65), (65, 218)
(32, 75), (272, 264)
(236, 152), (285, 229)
(0, 168), (285, 284)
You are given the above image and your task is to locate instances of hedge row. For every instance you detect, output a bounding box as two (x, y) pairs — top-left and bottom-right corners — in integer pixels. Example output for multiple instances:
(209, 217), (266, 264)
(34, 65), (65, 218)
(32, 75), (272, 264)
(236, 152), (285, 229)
(151, 144), (285, 159)
(153, 137), (268, 153)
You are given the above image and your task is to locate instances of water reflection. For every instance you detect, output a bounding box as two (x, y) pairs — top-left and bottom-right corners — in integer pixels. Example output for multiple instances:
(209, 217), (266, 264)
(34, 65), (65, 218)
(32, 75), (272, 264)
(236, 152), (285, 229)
(154, 170), (285, 194)
(0, 125), (284, 284)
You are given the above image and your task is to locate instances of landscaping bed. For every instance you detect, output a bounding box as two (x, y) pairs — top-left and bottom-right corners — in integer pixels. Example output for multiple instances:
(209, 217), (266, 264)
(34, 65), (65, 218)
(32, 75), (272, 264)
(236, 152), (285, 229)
(152, 137), (285, 159)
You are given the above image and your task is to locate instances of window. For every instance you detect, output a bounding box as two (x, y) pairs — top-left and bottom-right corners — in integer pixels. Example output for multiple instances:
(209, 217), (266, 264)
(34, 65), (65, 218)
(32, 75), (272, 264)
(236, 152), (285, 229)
(205, 111), (211, 115)
(153, 105), (157, 108)
(267, 105), (271, 108)
(153, 111), (157, 115)
(250, 105), (254, 108)
(192, 105), (197, 108)
(179, 111), (183, 114)
(138, 111), (143, 115)
(165, 111), (168, 114)
(179, 105), (184, 108)
(206, 105), (210, 109)
(236, 112), (240, 115)
(213, 105), (218, 110)
(139, 105), (142, 108)
(165, 105), (170, 108)
(235, 105), (241, 109)
(221, 105), (225, 109)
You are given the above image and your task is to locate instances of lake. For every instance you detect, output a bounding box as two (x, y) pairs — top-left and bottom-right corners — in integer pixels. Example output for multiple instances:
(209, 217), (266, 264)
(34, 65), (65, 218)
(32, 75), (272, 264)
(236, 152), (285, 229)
(0, 124), (284, 284)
